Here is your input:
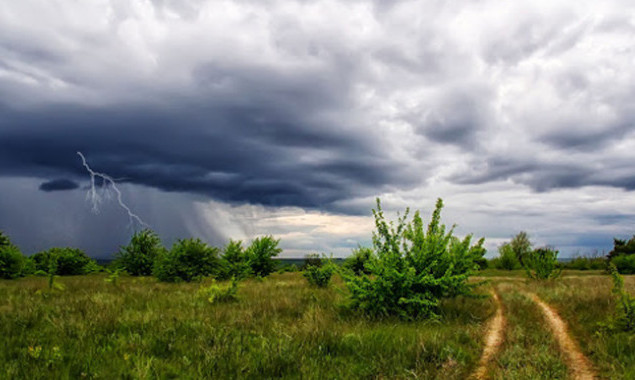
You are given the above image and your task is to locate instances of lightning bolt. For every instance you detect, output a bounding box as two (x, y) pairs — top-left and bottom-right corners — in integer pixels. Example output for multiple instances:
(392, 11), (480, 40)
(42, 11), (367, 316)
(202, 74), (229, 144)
(77, 151), (149, 229)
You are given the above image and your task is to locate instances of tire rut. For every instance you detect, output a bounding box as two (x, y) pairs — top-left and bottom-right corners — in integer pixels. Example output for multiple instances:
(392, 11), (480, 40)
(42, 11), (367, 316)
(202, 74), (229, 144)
(471, 290), (505, 380)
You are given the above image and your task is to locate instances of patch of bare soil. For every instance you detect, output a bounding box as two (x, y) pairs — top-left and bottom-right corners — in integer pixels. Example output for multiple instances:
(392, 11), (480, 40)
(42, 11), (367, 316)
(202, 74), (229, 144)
(471, 291), (505, 380)
(528, 293), (597, 380)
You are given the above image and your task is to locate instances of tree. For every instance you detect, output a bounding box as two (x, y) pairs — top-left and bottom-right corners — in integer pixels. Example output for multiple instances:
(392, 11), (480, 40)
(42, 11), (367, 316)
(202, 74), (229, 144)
(343, 246), (373, 275)
(219, 239), (251, 280)
(343, 198), (484, 319)
(154, 238), (220, 282)
(607, 235), (635, 274)
(116, 229), (165, 276)
(510, 231), (533, 266)
(524, 247), (561, 280)
(303, 255), (336, 287)
(0, 243), (25, 279)
(31, 248), (98, 276)
(497, 243), (521, 270)
(246, 236), (282, 277)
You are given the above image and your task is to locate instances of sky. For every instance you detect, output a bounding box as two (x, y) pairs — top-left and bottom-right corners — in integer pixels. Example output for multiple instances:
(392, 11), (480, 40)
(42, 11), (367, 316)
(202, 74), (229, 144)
(1, 0), (635, 258)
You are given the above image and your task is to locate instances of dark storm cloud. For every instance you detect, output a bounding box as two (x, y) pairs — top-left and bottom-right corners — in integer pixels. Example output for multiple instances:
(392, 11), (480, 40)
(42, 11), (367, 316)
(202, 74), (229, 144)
(39, 178), (79, 192)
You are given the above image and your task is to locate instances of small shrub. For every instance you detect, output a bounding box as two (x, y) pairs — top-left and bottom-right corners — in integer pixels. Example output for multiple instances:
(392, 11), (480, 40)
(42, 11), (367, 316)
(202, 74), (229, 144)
(218, 240), (251, 280)
(607, 263), (635, 331)
(343, 198), (484, 319)
(343, 247), (373, 275)
(154, 238), (220, 282)
(524, 247), (562, 280)
(562, 255), (607, 271)
(246, 236), (282, 277)
(0, 244), (25, 279)
(496, 243), (521, 270)
(31, 248), (98, 276)
(116, 229), (165, 276)
(198, 278), (239, 304)
(303, 256), (335, 287)
(301, 253), (323, 270)
(611, 254), (635, 275)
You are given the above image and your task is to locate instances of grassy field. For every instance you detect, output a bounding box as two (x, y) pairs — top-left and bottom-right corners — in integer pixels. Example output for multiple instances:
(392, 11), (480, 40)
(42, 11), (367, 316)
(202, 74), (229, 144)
(1, 271), (634, 379)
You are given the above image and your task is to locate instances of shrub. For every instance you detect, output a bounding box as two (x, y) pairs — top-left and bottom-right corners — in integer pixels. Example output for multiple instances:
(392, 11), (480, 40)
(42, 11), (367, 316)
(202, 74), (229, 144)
(30, 248), (98, 276)
(303, 256), (336, 287)
(611, 254), (635, 275)
(154, 238), (220, 282)
(116, 229), (165, 276)
(524, 247), (562, 280)
(343, 247), (373, 275)
(608, 235), (635, 260)
(218, 240), (251, 280)
(343, 198), (484, 319)
(0, 244), (26, 279)
(246, 236), (282, 277)
(198, 278), (239, 304)
(496, 243), (521, 270)
(302, 253), (323, 270)
(562, 255), (607, 271)
(607, 263), (635, 331)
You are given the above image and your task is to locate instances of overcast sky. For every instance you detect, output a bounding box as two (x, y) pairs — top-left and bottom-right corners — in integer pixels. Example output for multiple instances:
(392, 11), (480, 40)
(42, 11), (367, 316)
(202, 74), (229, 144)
(1, 0), (634, 258)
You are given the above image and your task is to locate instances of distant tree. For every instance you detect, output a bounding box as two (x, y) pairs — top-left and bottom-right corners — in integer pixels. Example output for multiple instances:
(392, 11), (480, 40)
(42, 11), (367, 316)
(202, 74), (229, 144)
(116, 229), (165, 276)
(497, 243), (521, 270)
(246, 236), (282, 277)
(219, 239), (251, 280)
(510, 231), (533, 266)
(31, 247), (98, 276)
(154, 238), (220, 282)
(0, 231), (25, 279)
(608, 236), (635, 260)
(0, 231), (11, 248)
(301, 253), (323, 270)
(524, 247), (561, 280)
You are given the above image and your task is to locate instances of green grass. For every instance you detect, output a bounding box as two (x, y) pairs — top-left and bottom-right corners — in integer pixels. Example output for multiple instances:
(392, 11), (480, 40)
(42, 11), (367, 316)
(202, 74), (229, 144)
(0, 273), (494, 379)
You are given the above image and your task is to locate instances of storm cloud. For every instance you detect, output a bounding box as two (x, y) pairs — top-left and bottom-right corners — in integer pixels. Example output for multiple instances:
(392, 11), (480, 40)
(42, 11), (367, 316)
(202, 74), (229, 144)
(1, 0), (635, 257)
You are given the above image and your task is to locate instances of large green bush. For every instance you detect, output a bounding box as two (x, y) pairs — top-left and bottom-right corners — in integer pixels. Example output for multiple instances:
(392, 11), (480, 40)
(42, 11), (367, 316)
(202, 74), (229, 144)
(116, 229), (165, 276)
(154, 238), (220, 282)
(496, 243), (521, 270)
(31, 247), (99, 276)
(523, 247), (561, 280)
(343, 198), (484, 319)
(612, 254), (635, 275)
(303, 255), (336, 287)
(218, 239), (251, 280)
(246, 236), (282, 277)
(0, 241), (26, 279)
(608, 235), (635, 260)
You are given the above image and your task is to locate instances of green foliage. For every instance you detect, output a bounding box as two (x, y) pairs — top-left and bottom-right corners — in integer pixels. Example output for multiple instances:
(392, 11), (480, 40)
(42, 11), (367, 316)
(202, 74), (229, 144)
(246, 235), (282, 277)
(343, 198), (484, 319)
(343, 246), (373, 275)
(0, 244), (25, 279)
(608, 235), (635, 260)
(607, 263), (635, 331)
(524, 247), (562, 280)
(0, 231), (11, 248)
(301, 253), (323, 270)
(218, 240), (251, 280)
(496, 243), (521, 270)
(105, 268), (125, 287)
(561, 255), (607, 270)
(509, 231), (532, 266)
(154, 238), (220, 282)
(31, 248), (98, 276)
(611, 254), (635, 275)
(303, 256), (336, 287)
(116, 229), (165, 276)
(197, 278), (239, 304)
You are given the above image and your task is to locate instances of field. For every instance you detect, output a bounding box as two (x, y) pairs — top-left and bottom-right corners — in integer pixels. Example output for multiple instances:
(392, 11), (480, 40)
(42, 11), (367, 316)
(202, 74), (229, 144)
(1, 271), (634, 379)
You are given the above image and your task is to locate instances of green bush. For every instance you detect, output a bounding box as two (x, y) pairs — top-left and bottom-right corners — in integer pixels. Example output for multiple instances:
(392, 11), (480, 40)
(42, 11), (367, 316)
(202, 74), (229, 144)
(303, 256), (335, 287)
(509, 231), (533, 266)
(301, 253), (323, 270)
(246, 236), (282, 277)
(343, 198), (484, 319)
(524, 247), (561, 280)
(343, 247), (373, 275)
(0, 244), (26, 279)
(218, 240), (251, 280)
(562, 255), (606, 270)
(197, 279), (239, 304)
(154, 238), (220, 282)
(496, 243), (521, 270)
(116, 229), (165, 276)
(612, 254), (635, 275)
(30, 248), (98, 276)
(607, 263), (635, 331)
(608, 235), (635, 260)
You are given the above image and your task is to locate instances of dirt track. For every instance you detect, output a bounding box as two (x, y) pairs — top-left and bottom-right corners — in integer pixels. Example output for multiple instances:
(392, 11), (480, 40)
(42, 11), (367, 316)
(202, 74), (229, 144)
(527, 293), (597, 380)
(471, 291), (505, 380)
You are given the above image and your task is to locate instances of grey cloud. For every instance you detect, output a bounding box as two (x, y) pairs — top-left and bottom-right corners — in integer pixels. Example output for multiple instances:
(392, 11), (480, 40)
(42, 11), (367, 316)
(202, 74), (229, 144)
(39, 178), (79, 192)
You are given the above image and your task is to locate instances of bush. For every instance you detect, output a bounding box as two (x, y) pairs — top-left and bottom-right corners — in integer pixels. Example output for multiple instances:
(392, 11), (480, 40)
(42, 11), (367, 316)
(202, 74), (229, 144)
(343, 247), (373, 275)
(562, 255), (607, 271)
(496, 243), (521, 270)
(116, 229), (165, 276)
(612, 254), (635, 275)
(301, 253), (323, 270)
(524, 247), (561, 280)
(0, 244), (26, 279)
(218, 240), (251, 280)
(197, 279), (239, 304)
(303, 256), (335, 287)
(30, 248), (98, 276)
(343, 198), (484, 319)
(607, 263), (635, 331)
(154, 238), (220, 282)
(246, 236), (282, 277)
(608, 235), (635, 260)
